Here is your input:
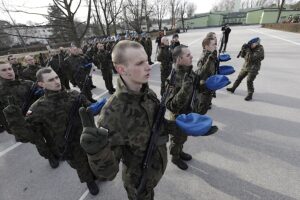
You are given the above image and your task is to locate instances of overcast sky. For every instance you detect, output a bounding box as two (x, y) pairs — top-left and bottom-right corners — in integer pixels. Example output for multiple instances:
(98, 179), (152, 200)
(0, 0), (220, 25)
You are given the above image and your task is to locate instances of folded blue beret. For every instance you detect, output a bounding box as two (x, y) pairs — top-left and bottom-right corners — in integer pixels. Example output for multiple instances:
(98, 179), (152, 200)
(176, 113), (212, 136)
(83, 63), (93, 69)
(219, 65), (235, 75)
(218, 53), (231, 62)
(206, 75), (230, 91)
(248, 37), (260, 45)
(88, 98), (107, 115)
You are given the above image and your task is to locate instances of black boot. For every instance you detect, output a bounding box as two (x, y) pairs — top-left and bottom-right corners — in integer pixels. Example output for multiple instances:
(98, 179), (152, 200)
(226, 87), (235, 93)
(48, 157), (59, 169)
(203, 125), (218, 136)
(87, 181), (99, 195)
(244, 93), (253, 101)
(179, 152), (192, 161)
(172, 157), (188, 170)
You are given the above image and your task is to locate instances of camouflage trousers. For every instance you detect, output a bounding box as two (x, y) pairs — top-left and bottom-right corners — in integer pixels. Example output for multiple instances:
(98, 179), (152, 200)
(167, 121), (188, 158)
(197, 91), (213, 115)
(122, 146), (167, 200)
(35, 138), (94, 183)
(160, 65), (172, 96)
(101, 69), (114, 92)
(232, 70), (258, 94)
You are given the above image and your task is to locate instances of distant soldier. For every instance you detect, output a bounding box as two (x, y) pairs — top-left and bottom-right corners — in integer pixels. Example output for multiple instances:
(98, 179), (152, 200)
(79, 40), (168, 200)
(145, 35), (153, 64)
(219, 24), (231, 53)
(21, 55), (41, 81)
(8, 55), (23, 79)
(157, 37), (173, 96)
(227, 37), (264, 101)
(170, 33), (181, 51)
(3, 68), (99, 195)
(94, 43), (115, 94)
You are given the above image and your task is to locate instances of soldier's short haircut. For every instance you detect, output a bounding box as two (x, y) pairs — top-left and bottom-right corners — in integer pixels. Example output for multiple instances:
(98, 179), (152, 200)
(206, 32), (216, 38)
(172, 45), (188, 63)
(202, 37), (215, 49)
(36, 67), (53, 82)
(112, 40), (143, 66)
(8, 55), (13, 61)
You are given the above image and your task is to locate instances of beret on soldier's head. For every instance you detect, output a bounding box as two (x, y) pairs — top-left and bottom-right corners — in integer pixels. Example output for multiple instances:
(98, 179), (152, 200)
(176, 113), (212, 136)
(248, 37), (260, 45)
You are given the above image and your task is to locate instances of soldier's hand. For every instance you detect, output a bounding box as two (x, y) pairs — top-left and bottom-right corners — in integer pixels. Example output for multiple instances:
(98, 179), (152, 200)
(79, 107), (108, 155)
(182, 73), (193, 89)
(3, 96), (22, 117)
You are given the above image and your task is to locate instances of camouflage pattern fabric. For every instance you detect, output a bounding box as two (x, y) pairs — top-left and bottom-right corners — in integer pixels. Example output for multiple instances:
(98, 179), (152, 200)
(86, 77), (168, 200)
(157, 46), (173, 95)
(21, 64), (41, 81)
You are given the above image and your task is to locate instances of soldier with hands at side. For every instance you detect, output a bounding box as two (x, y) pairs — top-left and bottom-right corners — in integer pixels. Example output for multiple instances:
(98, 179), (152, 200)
(79, 40), (168, 200)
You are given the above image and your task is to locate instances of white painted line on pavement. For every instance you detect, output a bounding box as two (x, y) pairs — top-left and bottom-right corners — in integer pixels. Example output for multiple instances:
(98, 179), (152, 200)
(78, 190), (89, 200)
(94, 91), (108, 100)
(188, 38), (203, 46)
(0, 142), (22, 158)
(248, 29), (300, 46)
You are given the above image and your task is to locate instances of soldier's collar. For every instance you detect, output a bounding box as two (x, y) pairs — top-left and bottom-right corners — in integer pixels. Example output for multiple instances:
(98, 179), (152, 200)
(115, 77), (149, 101)
(0, 77), (20, 86)
(176, 65), (193, 74)
(44, 88), (68, 99)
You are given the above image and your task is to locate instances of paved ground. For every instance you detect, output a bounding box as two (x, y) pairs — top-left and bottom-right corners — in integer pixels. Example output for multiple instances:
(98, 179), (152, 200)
(1, 25), (300, 200)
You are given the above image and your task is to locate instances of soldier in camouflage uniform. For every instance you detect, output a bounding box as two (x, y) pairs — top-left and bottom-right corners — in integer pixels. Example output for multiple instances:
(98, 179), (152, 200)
(94, 43), (115, 94)
(3, 68), (99, 195)
(8, 55), (23, 79)
(157, 37), (173, 96)
(0, 63), (34, 137)
(145, 35), (153, 64)
(64, 47), (96, 102)
(166, 45), (218, 170)
(196, 37), (218, 114)
(79, 40), (168, 200)
(227, 38), (264, 101)
(21, 55), (42, 81)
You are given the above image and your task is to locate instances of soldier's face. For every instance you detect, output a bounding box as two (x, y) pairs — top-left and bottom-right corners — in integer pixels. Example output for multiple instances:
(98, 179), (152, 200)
(39, 71), (61, 91)
(0, 64), (15, 80)
(178, 48), (193, 66)
(206, 40), (217, 52)
(118, 47), (151, 88)
(9, 57), (17, 64)
(26, 56), (35, 65)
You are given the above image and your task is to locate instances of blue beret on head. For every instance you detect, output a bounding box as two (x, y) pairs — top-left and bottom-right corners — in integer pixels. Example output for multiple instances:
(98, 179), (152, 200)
(248, 37), (260, 45)
(219, 65), (235, 75)
(205, 75), (230, 91)
(88, 98), (107, 115)
(176, 113), (212, 136)
(218, 53), (231, 62)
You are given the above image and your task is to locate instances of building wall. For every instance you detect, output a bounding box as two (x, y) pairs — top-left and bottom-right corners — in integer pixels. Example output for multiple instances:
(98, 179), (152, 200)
(178, 16), (208, 29)
(208, 14), (223, 26)
(246, 10), (263, 24)
(261, 10), (300, 24)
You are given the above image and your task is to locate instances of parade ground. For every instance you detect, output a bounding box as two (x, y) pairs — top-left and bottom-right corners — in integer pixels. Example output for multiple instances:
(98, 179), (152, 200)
(0, 25), (299, 200)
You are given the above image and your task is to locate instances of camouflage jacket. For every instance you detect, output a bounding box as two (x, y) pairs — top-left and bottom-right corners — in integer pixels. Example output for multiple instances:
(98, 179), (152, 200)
(11, 63), (23, 79)
(196, 50), (217, 79)
(241, 44), (264, 74)
(157, 46), (173, 68)
(145, 38), (153, 56)
(21, 64), (41, 81)
(64, 55), (85, 77)
(93, 50), (112, 70)
(6, 89), (90, 148)
(87, 77), (168, 180)
(166, 65), (201, 119)
(0, 78), (33, 130)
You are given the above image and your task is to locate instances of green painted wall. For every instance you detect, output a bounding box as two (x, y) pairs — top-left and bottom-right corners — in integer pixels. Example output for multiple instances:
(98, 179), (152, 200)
(178, 16), (208, 28)
(246, 10), (263, 24)
(261, 10), (300, 23)
(207, 14), (223, 26)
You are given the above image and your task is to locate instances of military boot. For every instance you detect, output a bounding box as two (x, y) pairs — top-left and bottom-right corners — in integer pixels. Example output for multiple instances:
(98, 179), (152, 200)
(179, 152), (192, 161)
(87, 181), (99, 195)
(48, 157), (59, 169)
(226, 87), (235, 93)
(172, 157), (188, 170)
(244, 93), (253, 101)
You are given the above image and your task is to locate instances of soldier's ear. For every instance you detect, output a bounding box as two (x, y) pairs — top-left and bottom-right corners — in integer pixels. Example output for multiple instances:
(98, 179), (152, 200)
(115, 64), (125, 75)
(37, 81), (45, 88)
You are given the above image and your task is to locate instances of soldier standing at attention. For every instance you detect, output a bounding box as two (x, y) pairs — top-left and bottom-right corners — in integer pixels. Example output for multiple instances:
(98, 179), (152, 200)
(227, 37), (264, 101)
(157, 36), (173, 96)
(79, 40), (168, 200)
(197, 37), (218, 114)
(3, 68), (99, 195)
(94, 43), (115, 94)
(145, 35), (153, 64)
(21, 55), (41, 81)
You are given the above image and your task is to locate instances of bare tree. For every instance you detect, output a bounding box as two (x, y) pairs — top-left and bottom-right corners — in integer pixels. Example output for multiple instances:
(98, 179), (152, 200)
(212, 0), (235, 11)
(276, 0), (286, 22)
(122, 0), (145, 33)
(186, 2), (197, 18)
(153, 0), (168, 30)
(170, 0), (180, 29)
(178, 0), (188, 31)
(53, 0), (92, 46)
